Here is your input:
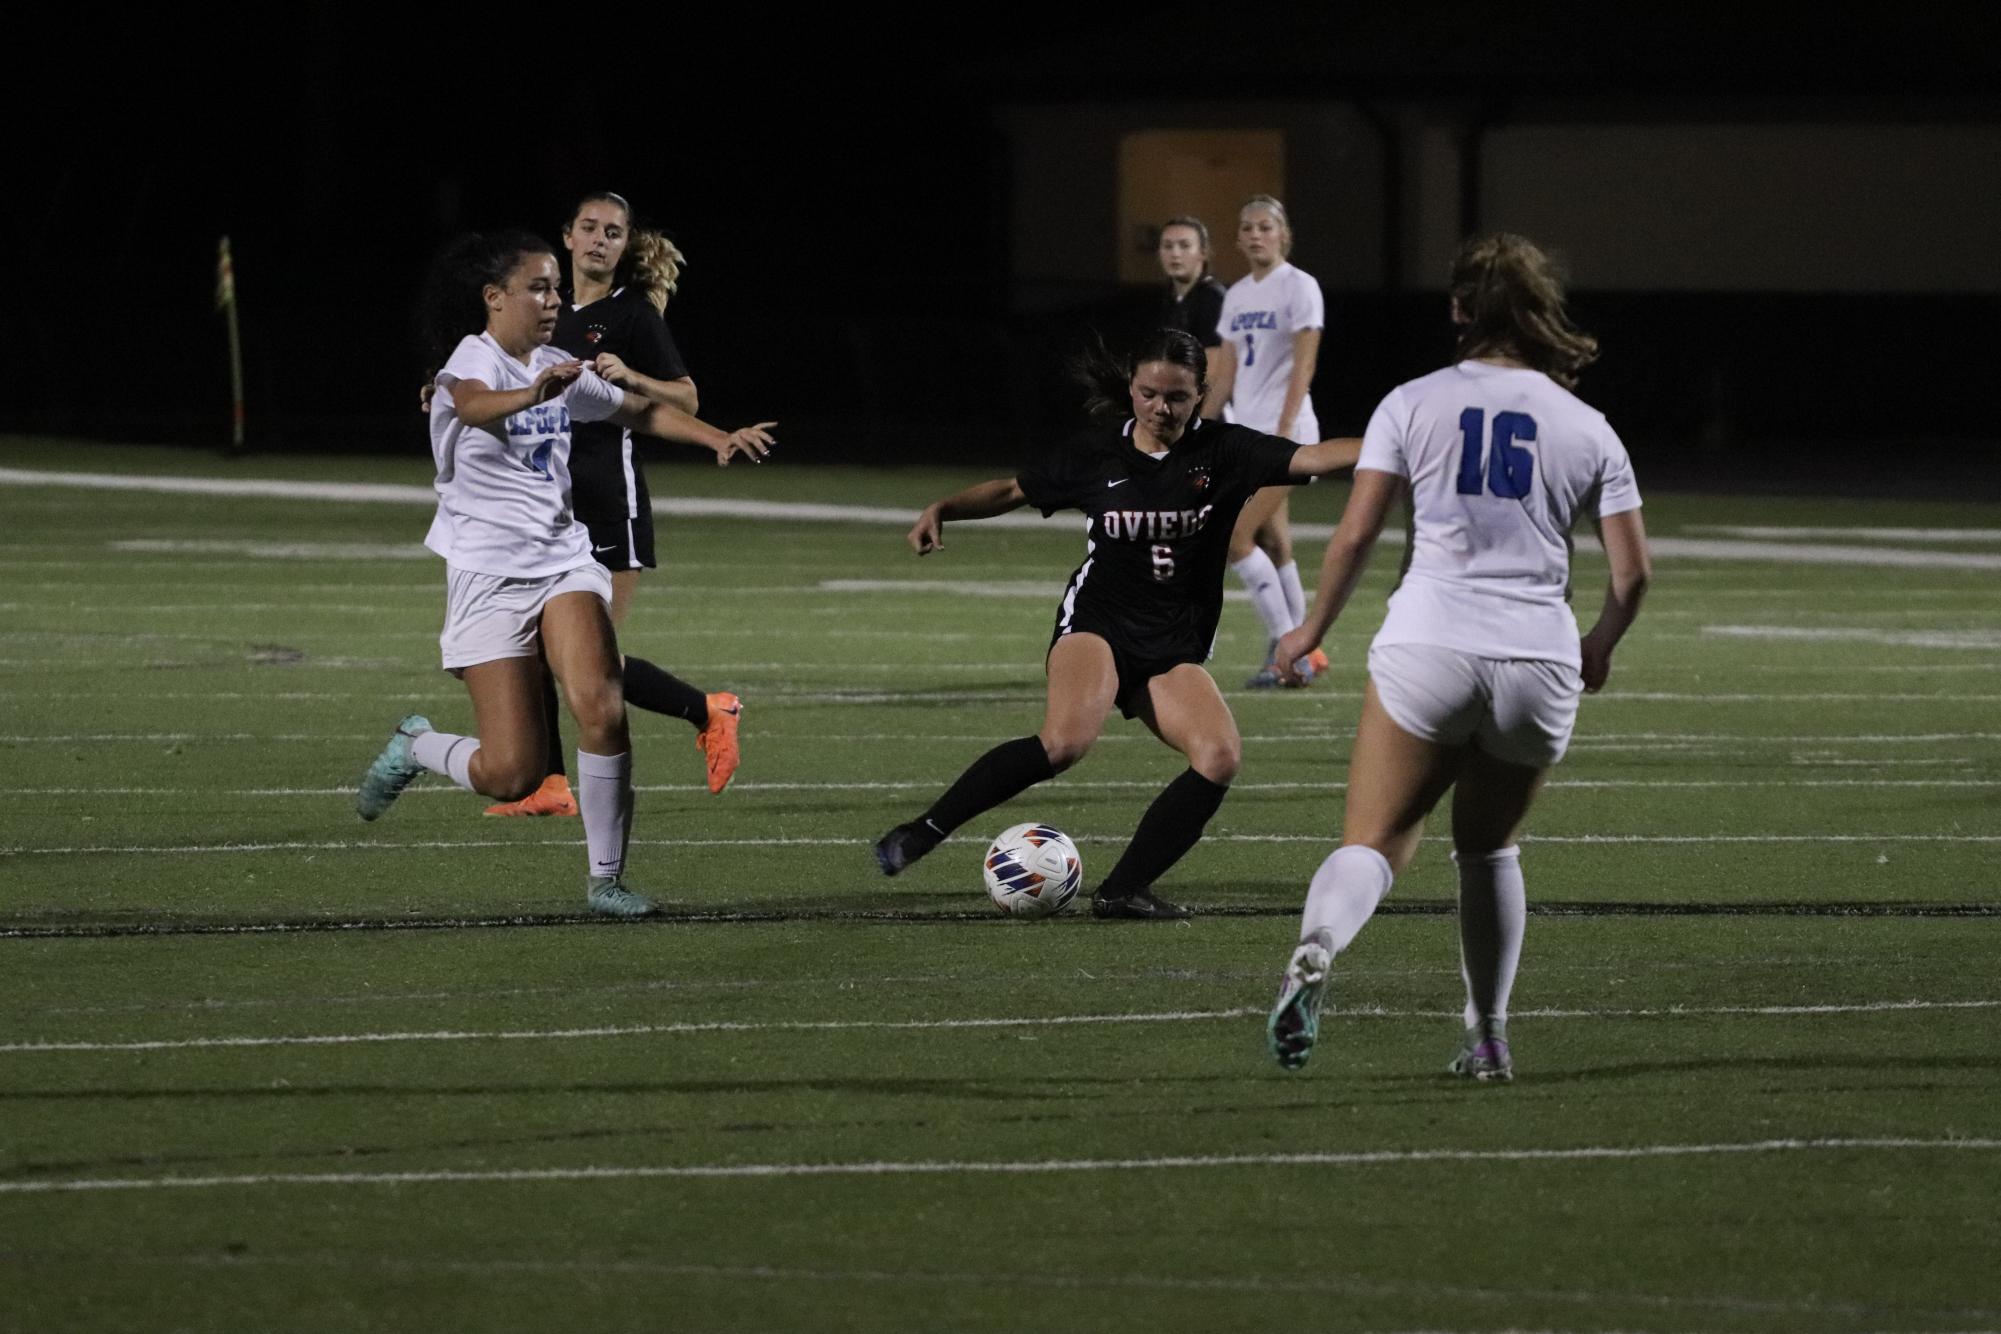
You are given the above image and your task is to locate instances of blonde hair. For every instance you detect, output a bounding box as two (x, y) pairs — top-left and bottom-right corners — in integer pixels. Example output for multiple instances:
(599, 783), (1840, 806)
(1240, 194), (1293, 258)
(626, 228), (687, 316)
(1449, 233), (1599, 388)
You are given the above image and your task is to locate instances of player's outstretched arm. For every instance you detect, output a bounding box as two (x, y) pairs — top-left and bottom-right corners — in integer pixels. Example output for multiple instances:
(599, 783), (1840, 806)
(1288, 436), (1362, 478)
(908, 478), (1027, 555)
(1273, 467), (1400, 680)
(1579, 508), (1652, 693)
(613, 393), (775, 466)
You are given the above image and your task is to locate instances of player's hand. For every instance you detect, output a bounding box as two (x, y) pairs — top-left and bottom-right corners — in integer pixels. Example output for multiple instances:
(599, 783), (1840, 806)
(418, 380), (436, 414)
(1579, 632), (1613, 693)
(714, 421), (778, 466)
(529, 360), (584, 403)
(591, 352), (634, 387)
(1274, 626), (1317, 685)
(908, 507), (944, 555)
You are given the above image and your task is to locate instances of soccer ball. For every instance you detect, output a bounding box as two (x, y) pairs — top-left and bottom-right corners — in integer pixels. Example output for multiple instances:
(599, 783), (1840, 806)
(982, 823), (1083, 918)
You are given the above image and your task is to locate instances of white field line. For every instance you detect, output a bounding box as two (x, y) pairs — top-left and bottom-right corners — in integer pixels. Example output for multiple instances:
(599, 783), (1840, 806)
(1687, 525), (2001, 543)
(1705, 625), (2001, 650)
(5, 467), (2001, 570)
(4, 998), (1994, 1057)
(10, 777), (2000, 800)
(2, 1137), (1997, 1197)
(6, 832), (2001, 858)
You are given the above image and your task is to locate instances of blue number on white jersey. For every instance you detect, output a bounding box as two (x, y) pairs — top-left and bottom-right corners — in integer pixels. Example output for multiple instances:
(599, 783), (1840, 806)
(1456, 408), (1537, 498)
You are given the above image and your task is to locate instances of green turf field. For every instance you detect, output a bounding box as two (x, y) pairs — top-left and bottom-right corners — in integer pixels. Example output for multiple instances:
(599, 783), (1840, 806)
(2, 439), (1997, 1332)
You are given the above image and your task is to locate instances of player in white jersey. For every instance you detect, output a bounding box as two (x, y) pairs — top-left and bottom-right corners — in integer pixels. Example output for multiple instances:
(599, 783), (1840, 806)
(1263, 233), (1652, 1080)
(356, 230), (773, 918)
(1206, 196), (1331, 688)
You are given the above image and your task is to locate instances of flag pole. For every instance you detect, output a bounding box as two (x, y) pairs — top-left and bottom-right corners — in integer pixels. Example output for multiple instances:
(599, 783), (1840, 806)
(217, 236), (245, 452)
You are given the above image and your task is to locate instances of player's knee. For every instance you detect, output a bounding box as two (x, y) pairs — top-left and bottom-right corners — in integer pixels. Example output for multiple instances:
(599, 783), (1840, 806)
(564, 677), (625, 734)
(1038, 731), (1094, 772)
(481, 755), (544, 802)
(1188, 734), (1241, 783)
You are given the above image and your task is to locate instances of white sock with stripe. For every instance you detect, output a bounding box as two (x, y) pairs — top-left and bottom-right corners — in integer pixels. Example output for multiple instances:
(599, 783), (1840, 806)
(411, 730), (479, 791)
(1230, 548), (1293, 642)
(576, 749), (633, 882)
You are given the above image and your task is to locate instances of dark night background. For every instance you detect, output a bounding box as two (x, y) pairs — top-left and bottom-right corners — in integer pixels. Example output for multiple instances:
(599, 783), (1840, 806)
(16, 3), (2001, 496)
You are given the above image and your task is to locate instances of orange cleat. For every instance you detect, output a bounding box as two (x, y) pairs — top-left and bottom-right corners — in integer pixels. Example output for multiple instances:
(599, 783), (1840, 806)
(696, 692), (743, 794)
(1306, 647), (1331, 676)
(483, 773), (578, 818)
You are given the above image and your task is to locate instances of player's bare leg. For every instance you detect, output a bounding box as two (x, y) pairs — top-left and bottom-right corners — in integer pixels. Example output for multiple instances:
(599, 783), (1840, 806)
(1090, 663), (1238, 920)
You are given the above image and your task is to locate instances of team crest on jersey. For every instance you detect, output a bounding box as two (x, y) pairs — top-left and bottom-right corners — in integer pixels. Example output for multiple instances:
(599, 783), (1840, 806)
(1188, 467), (1212, 495)
(584, 325), (605, 345)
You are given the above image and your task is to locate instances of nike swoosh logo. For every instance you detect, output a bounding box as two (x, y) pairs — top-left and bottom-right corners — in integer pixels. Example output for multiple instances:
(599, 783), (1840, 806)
(1106, 479), (1129, 488)
(593, 544), (619, 552)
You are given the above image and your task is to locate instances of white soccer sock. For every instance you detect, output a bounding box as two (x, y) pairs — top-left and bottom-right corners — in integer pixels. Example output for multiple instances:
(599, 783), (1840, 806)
(1455, 846), (1526, 1028)
(1230, 548), (1293, 641)
(1277, 559), (1308, 629)
(576, 749), (634, 882)
(411, 729), (480, 791)
(1299, 844), (1395, 954)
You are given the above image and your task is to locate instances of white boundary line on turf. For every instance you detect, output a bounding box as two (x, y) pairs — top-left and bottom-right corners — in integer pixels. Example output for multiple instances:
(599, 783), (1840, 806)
(7, 466), (2001, 570)
(5, 998), (1993, 1055)
(7, 831), (2001, 857)
(3, 1137), (1997, 1195)
(10, 777), (2001, 799)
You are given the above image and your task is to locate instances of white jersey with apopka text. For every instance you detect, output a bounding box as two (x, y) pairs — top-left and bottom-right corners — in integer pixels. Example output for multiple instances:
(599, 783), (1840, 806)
(425, 333), (626, 578)
(1218, 261), (1323, 442)
(1359, 360), (1642, 667)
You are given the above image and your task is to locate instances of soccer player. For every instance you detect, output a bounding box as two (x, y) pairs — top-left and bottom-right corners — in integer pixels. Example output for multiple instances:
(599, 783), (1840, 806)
(1265, 232), (1652, 1078)
(1205, 195), (1331, 688)
(483, 190), (749, 817)
(873, 329), (1360, 919)
(1156, 216), (1228, 387)
(358, 230), (775, 917)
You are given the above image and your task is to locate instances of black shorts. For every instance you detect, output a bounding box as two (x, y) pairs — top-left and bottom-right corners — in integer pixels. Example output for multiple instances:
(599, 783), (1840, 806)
(1047, 616), (1206, 721)
(578, 509), (656, 572)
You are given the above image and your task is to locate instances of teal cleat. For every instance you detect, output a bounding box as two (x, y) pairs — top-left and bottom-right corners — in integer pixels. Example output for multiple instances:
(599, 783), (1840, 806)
(1267, 933), (1334, 1071)
(356, 714), (432, 822)
(587, 876), (660, 918)
(1448, 1019), (1513, 1082)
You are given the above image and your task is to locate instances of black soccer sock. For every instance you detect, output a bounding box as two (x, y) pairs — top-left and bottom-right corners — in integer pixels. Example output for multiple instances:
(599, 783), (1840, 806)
(540, 669), (567, 780)
(623, 655), (710, 729)
(1095, 768), (1230, 898)
(919, 736), (1057, 836)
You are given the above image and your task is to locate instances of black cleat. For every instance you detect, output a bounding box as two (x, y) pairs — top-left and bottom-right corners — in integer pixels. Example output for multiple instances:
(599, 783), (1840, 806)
(1090, 886), (1192, 920)
(874, 819), (943, 876)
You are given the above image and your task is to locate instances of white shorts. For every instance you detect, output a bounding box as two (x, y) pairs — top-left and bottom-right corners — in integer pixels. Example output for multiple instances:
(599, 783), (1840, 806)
(439, 563), (613, 671)
(1367, 642), (1583, 769)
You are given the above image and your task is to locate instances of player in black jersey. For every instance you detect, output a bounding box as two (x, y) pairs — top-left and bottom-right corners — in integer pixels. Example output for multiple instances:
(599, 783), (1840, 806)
(1157, 216), (1227, 387)
(873, 329), (1360, 919)
(481, 190), (768, 816)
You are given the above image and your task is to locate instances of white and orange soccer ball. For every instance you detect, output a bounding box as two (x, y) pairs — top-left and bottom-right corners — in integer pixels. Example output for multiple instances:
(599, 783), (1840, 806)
(982, 823), (1083, 917)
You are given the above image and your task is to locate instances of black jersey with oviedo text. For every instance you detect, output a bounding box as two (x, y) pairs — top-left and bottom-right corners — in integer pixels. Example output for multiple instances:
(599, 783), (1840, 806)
(1017, 418), (1298, 661)
(1160, 276), (1226, 349)
(552, 286), (690, 524)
